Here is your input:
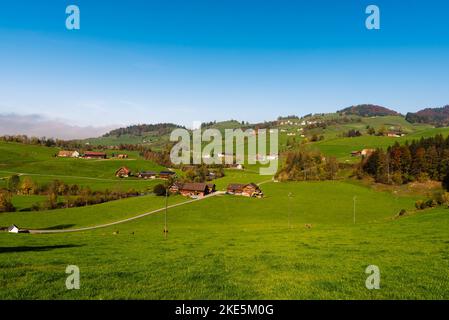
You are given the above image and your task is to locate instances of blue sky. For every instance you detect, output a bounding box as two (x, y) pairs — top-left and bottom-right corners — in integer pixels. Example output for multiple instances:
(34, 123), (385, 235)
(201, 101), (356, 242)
(1, 0), (449, 129)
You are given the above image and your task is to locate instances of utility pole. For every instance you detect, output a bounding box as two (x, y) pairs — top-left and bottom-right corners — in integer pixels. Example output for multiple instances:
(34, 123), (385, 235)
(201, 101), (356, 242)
(164, 184), (168, 239)
(353, 196), (356, 224)
(288, 192), (292, 229)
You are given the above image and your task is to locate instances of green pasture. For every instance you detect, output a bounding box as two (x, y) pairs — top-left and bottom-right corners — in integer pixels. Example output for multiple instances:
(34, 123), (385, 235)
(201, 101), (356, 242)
(1, 181), (447, 299)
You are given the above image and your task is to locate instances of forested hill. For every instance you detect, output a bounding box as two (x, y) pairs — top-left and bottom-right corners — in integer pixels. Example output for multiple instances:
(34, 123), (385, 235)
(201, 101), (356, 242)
(406, 105), (449, 127)
(103, 123), (183, 137)
(338, 104), (400, 117)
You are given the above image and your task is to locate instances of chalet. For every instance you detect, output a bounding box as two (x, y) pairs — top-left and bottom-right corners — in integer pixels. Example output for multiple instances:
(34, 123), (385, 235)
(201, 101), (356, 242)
(115, 167), (131, 178)
(83, 152), (107, 159)
(138, 171), (157, 179)
(57, 150), (79, 158)
(8, 225), (19, 234)
(227, 183), (263, 198)
(179, 183), (209, 197)
(159, 171), (176, 179)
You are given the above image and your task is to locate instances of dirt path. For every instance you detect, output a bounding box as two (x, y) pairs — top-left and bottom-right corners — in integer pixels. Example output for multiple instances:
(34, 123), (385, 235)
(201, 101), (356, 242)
(28, 192), (225, 234)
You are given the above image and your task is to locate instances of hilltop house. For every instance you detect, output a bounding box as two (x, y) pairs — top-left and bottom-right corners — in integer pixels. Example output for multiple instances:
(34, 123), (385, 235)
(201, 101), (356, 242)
(83, 151), (107, 159)
(138, 171), (157, 179)
(227, 183), (263, 198)
(115, 167), (131, 178)
(57, 150), (79, 158)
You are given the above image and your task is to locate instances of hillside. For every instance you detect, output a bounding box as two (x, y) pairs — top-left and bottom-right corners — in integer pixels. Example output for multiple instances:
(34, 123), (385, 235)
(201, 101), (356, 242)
(406, 105), (449, 126)
(83, 123), (183, 148)
(338, 104), (400, 117)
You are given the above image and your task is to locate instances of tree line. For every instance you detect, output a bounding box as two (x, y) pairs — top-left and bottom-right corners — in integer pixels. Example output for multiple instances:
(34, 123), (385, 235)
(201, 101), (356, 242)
(0, 176), (144, 213)
(275, 149), (339, 181)
(358, 134), (449, 187)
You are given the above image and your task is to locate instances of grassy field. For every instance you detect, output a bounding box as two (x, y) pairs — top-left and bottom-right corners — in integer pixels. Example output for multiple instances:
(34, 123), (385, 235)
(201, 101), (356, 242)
(1, 180), (448, 299)
(0, 141), (166, 192)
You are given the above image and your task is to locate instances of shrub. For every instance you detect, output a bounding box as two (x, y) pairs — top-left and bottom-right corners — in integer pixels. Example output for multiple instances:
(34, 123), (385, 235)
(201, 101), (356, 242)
(415, 200), (424, 210)
(153, 184), (167, 196)
(0, 192), (15, 213)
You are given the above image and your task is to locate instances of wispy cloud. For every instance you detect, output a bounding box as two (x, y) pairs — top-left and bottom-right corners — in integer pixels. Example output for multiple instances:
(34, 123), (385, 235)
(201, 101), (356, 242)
(0, 113), (116, 140)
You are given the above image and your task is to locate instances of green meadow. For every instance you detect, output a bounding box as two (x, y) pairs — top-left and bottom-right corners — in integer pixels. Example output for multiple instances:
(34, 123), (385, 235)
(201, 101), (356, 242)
(0, 181), (448, 299)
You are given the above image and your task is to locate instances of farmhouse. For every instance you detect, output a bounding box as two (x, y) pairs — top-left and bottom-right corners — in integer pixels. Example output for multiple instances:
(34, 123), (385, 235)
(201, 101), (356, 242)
(115, 167), (131, 178)
(138, 171), (157, 179)
(178, 182), (210, 197)
(83, 151), (107, 159)
(57, 150), (79, 158)
(159, 171), (176, 179)
(227, 183), (263, 198)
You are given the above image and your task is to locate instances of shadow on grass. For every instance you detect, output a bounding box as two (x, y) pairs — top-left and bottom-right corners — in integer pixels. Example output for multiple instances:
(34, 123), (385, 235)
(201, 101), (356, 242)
(0, 244), (84, 254)
(39, 224), (76, 230)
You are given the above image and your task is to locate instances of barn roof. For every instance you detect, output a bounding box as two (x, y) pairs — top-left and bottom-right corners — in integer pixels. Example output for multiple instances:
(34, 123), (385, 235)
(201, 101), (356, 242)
(180, 183), (208, 192)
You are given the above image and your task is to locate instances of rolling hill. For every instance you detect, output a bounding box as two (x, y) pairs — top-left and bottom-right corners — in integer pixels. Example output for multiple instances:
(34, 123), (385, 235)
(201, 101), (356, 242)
(406, 105), (449, 126)
(337, 104), (401, 117)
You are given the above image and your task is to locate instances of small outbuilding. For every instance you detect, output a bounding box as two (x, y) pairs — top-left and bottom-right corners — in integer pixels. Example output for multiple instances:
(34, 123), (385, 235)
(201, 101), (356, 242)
(8, 225), (19, 234)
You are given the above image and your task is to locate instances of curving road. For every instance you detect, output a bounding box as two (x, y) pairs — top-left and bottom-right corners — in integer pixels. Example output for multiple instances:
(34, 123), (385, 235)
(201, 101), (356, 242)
(28, 192), (225, 234)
